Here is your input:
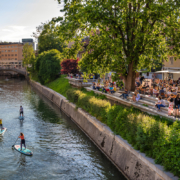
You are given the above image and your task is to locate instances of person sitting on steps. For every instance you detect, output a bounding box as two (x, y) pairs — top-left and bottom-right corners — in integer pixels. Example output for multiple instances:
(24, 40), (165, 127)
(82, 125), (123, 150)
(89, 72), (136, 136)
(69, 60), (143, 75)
(120, 88), (128, 99)
(92, 82), (96, 90)
(133, 91), (140, 102)
(155, 96), (166, 111)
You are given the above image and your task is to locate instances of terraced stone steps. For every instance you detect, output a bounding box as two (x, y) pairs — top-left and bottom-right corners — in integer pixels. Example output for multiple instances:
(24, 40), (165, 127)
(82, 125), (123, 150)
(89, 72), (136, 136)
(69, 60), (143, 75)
(85, 87), (178, 121)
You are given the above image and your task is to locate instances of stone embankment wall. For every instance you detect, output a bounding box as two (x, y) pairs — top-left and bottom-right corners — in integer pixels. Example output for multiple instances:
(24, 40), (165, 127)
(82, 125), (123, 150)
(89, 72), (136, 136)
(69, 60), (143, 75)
(30, 80), (178, 180)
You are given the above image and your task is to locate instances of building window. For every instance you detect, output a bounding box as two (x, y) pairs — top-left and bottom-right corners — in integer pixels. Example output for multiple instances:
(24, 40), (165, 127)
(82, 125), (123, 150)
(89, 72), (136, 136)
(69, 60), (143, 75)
(11, 50), (14, 52)
(1, 47), (3, 48)
(11, 46), (14, 48)
(8, 46), (10, 48)
(15, 46), (17, 47)
(2, 55), (4, 56)
(8, 54), (10, 56)
(11, 54), (13, 56)
(1, 50), (3, 52)
(170, 57), (173, 65)
(8, 50), (10, 52)
(15, 58), (17, 60)
(5, 54), (7, 57)
(5, 50), (7, 52)
(15, 50), (17, 52)
(15, 54), (17, 56)
(8, 58), (10, 60)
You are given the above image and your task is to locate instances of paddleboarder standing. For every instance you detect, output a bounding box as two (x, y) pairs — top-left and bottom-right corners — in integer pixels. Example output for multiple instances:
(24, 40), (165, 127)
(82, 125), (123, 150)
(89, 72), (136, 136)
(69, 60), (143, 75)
(19, 106), (23, 117)
(19, 133), (26, 151)
(0, 119), (3, 131)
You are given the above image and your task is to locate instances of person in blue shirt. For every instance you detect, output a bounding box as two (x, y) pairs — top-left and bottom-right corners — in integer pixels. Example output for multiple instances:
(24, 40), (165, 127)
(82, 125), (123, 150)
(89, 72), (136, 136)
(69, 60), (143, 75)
(109, 84), (115, 94)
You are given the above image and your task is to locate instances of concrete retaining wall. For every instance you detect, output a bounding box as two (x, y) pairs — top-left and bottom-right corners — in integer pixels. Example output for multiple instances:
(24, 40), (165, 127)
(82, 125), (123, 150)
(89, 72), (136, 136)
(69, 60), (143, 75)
(30, 80), (178, 180)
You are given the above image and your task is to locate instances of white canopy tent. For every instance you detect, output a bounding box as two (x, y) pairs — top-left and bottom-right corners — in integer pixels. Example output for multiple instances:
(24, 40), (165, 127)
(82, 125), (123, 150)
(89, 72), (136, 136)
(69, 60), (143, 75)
(154, 70), (180, 74)
(154, 70), (180, 80)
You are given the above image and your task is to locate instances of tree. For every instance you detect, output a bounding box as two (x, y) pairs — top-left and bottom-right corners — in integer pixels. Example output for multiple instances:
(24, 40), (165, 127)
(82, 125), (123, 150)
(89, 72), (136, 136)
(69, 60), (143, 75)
(22, 43), (36, 70)
(61, 59), (79, 74)
(36, 49), (61, 84)
(32, 21), (66, 54)
(56, 0), (180, 90)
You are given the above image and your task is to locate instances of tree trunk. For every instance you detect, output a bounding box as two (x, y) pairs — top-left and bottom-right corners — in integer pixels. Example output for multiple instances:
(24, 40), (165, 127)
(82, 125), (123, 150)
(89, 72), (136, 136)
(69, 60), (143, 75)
(124, 62), (136, 91)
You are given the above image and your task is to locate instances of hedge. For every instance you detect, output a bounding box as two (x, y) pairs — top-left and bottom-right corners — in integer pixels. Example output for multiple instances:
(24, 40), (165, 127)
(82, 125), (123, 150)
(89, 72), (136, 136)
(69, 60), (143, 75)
(66, 88), (180, 176)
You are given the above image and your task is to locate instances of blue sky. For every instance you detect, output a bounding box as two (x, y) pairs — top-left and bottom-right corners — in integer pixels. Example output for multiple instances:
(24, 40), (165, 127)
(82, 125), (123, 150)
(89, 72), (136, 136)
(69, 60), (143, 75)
(0, 0), (63, 42)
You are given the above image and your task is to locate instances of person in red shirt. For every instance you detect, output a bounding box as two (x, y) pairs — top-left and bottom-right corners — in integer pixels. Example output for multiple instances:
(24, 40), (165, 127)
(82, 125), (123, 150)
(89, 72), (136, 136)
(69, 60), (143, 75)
(19, 133), (26, 151)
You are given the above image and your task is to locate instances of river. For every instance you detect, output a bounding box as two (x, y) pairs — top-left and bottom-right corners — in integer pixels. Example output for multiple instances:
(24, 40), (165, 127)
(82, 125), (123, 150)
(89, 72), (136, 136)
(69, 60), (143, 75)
(0, 77), (126, 180)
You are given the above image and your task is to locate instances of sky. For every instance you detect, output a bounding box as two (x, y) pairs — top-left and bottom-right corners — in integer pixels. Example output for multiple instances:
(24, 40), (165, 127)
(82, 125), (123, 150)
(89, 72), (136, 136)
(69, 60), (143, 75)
(0, 0), (63, 43)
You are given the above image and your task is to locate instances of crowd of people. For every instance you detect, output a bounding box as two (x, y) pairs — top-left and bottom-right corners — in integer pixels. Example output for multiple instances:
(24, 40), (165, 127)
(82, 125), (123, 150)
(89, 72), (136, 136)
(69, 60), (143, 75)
(92, 80), (117, 94)
(135, 76), (180, 117)
(68, 73), (180, 117)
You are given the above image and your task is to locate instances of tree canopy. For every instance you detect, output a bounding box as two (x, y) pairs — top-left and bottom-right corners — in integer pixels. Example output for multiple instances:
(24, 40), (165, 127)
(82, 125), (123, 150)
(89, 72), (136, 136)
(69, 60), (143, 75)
(22, 43), (36, 70)
(36, 49), (61, 84)
(56, 0), (180, 90)
(33, 21), (66, 54)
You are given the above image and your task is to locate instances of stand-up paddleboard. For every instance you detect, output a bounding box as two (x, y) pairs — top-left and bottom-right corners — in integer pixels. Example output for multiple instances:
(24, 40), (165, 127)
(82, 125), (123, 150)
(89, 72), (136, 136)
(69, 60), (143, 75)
(19, 116), (24, 120)
(14, 145), (33, 156)
(0, 128), (7, 135)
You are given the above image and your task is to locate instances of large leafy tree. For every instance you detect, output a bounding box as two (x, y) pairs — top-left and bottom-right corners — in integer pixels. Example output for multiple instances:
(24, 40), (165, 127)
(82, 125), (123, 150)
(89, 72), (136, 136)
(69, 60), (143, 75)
(22, 43), (36, 70)
(36, 49), (61, 84)
(33, 21), (66, 54)
(56, 0), (180, 90)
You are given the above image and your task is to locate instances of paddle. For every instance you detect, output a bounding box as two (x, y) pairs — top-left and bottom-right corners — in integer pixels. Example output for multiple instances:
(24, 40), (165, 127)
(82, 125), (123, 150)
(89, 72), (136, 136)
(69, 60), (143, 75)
(12, 136), (19, 148)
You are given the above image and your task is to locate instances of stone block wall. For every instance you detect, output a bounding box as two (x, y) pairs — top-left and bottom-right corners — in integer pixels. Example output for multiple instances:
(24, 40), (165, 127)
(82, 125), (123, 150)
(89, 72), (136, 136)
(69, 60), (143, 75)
(30, 80), (178, 180)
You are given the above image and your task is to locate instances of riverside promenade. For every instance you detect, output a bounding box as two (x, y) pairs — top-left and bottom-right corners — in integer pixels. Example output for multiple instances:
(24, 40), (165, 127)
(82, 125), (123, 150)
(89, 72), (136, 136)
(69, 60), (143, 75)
(67, 77), (178, 122)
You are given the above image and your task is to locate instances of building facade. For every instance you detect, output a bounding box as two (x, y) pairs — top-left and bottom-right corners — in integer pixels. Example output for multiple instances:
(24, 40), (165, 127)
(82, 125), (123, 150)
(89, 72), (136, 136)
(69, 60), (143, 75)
(162, 56), (180, 80)
(0, 42), (24, 68)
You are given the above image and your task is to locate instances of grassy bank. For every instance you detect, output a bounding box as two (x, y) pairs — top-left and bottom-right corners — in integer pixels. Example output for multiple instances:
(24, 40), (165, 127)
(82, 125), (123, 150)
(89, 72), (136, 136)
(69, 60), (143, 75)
(46, 75), (107, 99)
(46, 76), (180, 176)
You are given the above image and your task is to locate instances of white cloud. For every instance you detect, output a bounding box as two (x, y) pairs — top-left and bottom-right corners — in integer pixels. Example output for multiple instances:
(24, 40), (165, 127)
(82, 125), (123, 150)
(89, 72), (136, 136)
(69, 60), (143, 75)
(0, 26), (35, 42)
(1, 29), (13, 32)
(0, 0), (63, 42)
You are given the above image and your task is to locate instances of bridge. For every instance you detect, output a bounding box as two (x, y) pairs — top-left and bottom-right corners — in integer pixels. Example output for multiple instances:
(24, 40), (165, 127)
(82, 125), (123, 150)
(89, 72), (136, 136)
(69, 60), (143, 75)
(0, 67), (28, 77)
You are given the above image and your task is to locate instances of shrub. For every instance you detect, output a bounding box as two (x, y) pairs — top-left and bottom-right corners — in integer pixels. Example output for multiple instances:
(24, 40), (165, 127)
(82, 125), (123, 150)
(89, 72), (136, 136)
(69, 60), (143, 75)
(67, 89), (111, 119)
(61, 59), (79, 74)
(36, 49), (61, 84)
(46, 75), (180, 176)
(66, 88), (180, 176)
